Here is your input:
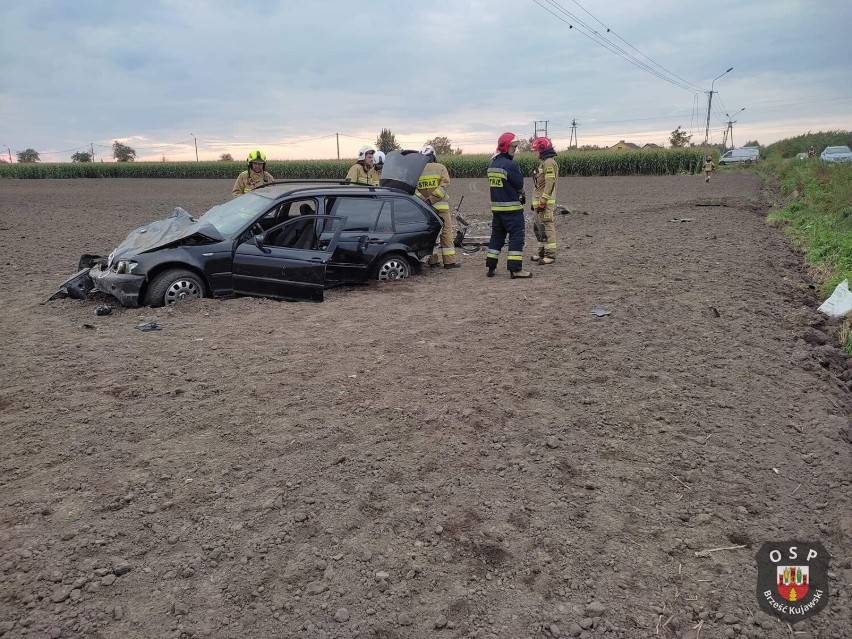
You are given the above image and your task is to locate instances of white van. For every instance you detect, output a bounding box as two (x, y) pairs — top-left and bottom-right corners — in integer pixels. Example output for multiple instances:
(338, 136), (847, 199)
(718, 147), (760, 165)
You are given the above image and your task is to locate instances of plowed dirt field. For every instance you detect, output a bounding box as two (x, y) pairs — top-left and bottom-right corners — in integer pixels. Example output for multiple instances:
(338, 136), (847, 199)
(0, 175), (850, 639)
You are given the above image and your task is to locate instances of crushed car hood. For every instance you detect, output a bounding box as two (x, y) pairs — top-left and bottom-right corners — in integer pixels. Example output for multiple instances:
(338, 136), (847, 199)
(108, 207), (224, 264)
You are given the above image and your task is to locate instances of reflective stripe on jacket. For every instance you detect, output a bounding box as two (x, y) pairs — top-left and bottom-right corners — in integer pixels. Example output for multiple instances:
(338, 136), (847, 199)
(534, 154), (558, 205)
(346, 163), (378, 185)
(488, 153), (524, 213)
(231, 170), (274, 197)
(416, 162), (451, 211)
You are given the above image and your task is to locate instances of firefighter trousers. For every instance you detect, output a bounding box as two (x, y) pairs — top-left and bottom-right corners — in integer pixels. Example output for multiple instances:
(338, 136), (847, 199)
(486, 211), (525, 272)
(533, 205), (557, 258)
(428, 208), (456, 265)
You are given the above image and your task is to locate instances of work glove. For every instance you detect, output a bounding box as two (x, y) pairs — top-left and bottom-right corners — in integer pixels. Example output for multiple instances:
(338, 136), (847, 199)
(537, 199), (547, 211)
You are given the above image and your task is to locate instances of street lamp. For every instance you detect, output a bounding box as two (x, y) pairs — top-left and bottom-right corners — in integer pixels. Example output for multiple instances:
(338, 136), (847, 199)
(704, 67), (733, 145)
(190, 133), (199, 162)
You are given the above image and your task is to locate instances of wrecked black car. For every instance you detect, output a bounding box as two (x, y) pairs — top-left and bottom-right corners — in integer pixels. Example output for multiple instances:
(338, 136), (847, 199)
(51, 153), (444, 306)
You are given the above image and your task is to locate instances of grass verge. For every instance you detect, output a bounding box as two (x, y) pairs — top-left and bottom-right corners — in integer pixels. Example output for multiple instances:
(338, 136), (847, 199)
(760, 159), (852, 353)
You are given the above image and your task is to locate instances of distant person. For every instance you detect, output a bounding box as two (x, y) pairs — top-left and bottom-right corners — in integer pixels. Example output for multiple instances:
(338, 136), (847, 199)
(416, 145), (457, 269)
(530, 137), (558, 264)
(703, 153), (716, 183)
(807, 145), (816, 159)
(231, 150), (274, 197)
(374, 151), (385, 184)
(346, 145), (378, 185)
(486, 132), (531, 279)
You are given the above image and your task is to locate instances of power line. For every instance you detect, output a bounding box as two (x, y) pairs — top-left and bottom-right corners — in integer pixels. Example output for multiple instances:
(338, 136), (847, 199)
(566, 0), (706, 93)
(532, 0), (702, 93)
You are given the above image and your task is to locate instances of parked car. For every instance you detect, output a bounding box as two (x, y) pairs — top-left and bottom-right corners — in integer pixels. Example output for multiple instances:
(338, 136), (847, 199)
(819, 146), (852, 163)
(718, 147), (760, 165)
(794, 152), (809, 161)
(51, 179), (444, 306)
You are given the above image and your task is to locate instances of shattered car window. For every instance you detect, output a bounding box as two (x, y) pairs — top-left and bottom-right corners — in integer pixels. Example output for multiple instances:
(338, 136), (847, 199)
(197, 194), (271, 237)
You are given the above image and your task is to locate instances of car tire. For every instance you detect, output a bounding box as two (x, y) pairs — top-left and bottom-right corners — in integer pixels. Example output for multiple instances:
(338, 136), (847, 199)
(373, 254), (411, 282)
(144, 269), (205, 307)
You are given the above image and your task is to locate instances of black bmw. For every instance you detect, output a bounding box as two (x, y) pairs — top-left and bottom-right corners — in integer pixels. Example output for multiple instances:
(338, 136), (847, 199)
(54, 180), (443, 306)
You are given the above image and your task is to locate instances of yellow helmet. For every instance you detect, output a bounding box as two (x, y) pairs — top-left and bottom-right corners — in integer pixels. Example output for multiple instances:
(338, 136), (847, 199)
(247, 149), (266, 164)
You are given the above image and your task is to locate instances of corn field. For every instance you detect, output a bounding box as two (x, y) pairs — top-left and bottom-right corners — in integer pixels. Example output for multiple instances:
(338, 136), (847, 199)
(0, 149), (706, 179)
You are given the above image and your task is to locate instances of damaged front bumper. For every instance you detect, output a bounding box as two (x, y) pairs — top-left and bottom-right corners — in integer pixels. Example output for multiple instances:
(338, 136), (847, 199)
(88, 265), (145, 307)
(47, 255), (144, 308)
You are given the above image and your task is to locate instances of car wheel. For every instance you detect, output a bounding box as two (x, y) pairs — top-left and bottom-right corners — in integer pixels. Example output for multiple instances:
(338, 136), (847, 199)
(144, 269), (205, 307)
(374, 255), (410, 282)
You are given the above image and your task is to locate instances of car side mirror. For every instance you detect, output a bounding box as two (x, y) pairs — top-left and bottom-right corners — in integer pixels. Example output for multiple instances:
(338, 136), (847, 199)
(253, 233), (271, 254)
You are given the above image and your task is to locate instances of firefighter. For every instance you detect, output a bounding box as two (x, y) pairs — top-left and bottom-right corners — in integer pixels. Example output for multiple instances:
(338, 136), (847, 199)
(416, 145), (457, 269)
(530, 137), (558, 264)
(486, 132), (531, 279)
(231, 149), (274, 197)
(807, 145), (816, 159)
(703, 153), (716, 183)
(346, 145), (378, 185)
(374, 151), (385, 184)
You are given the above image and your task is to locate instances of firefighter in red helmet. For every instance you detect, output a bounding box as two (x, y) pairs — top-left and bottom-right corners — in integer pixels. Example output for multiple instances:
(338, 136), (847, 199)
(485, 132), (531, 278)
(530, 137), (558, 264)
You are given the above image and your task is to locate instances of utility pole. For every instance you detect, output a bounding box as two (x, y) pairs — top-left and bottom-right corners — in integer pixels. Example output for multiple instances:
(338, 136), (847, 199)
(721, 108), (745, 149)
(5, 146), (11, 163)
(190, 133), (199, 162)
(336, 133), (340, 160)
(705, 67), (733, 145)
(534, 120), (549, 139)
(569, 119), (579, 148)
(90, 143), (95, 162)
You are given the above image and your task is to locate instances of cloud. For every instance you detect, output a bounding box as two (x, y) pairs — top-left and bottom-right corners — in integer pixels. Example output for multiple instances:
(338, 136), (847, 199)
(1, 0), (850, 160)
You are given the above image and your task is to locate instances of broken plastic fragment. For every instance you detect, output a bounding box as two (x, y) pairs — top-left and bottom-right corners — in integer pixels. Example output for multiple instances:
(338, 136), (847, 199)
(136, 321), (162, 332)
(589, 306), (611, 317)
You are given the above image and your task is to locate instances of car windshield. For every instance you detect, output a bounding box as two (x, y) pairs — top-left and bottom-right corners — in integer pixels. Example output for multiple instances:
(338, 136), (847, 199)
(197, 193), (270, 236)
(826, 147), (851, 154)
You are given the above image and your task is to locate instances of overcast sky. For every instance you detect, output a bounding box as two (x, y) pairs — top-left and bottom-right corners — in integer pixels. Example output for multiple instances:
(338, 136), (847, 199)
(1, 0), (850, 162)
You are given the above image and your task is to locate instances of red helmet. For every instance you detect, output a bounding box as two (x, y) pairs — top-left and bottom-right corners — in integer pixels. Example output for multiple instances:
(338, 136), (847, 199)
(496, 132), (520, 154)
(531, 137), (553, 153)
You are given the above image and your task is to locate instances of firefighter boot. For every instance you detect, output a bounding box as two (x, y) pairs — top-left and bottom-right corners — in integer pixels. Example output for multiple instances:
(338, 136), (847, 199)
(531, 248), (544, 262)
(510, 270), (533, 279)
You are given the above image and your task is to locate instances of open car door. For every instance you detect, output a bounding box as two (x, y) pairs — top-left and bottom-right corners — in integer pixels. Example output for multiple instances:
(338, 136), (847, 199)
(232, 215), (344, 302)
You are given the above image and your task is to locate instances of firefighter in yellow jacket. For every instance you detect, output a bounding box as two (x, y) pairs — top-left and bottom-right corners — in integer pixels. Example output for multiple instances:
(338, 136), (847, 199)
(231, 149), (274, 197)
(346, 145), (379, 185)
(416, 145), (458, 269)
(530, 137), (558, 264)
(703, 153), (716, 183)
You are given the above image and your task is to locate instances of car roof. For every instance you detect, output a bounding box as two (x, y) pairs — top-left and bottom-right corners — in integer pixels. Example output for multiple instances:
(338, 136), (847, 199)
(249, 180), (412, 201)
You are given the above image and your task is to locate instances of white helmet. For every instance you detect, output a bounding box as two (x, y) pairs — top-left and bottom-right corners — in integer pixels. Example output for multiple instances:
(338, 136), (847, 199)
(420, 144), (436, 160)
(374, 150), (386, 167)
(358, 145), (376, 161)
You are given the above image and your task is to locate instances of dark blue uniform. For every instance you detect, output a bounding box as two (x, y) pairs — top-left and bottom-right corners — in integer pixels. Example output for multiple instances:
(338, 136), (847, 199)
(486, 153), (526, 272)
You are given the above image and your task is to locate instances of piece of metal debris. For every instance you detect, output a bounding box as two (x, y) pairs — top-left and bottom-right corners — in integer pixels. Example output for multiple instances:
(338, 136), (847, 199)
(695, 198), (727, 207)
(668, 218), (694, 223)
(136, 321), (162, 332)
(95, 305), (113, 316)
(589, 305), (612, 317)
